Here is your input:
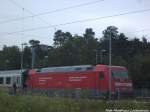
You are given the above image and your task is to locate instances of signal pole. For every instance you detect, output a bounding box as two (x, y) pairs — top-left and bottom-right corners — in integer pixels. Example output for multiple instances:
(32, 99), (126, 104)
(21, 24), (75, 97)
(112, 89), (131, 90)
(109, 32), (112, 100)
(31, 47), (35, 69)
(96, 50), (98, 64)
(21, 43), (27, 72)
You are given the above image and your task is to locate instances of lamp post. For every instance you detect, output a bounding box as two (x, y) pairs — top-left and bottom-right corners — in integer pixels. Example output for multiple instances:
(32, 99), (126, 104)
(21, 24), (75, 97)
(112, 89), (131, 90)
(94, 49), (106, 64)
(5, 59), (9, 70)
(109, 32), (112, 101)
(21, 43), (27, 73)
(100, 49), (106, 64)
(96, 50), (98, 64)
(31, 46), (35, 69)
(94, 49), (98, 64)
(44, 55), (48, 67)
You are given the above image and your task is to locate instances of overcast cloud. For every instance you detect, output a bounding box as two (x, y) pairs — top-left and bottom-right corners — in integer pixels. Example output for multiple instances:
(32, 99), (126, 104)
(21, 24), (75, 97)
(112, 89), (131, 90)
(0, 0), (150, 49)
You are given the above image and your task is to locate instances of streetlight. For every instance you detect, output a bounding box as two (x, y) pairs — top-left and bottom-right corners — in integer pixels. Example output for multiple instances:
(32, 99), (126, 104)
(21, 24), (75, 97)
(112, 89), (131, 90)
(95, 50), (98, 64)
(31, 46), (35, 69)
(94, 49), (106, 64)
(21, 43), (27, 73)
(109, 32), (112, 101)
(100, 49), (106, 64)
(5, 59), (9, 70)
(44, 55), (48, 67)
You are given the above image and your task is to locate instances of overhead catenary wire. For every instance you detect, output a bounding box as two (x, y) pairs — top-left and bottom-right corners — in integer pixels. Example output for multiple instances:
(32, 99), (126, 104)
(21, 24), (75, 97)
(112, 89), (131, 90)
(23, 34), (50, 38)
(0, 0), (104, 25)
(8, 0), (56, 45)
(1, 8), (150, 36)
(127, 28), (150, 34)
(1, 28), (150, 43)
(7, 27), (150, 38)
(7, 0), (53, 26)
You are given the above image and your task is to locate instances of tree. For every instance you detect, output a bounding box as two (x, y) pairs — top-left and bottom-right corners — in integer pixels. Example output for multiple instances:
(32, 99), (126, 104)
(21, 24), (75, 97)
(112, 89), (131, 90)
(23, 46), (32, 69)
(129, 54), (150, 88)
(51, 28), (99, 66)
(29, 39), (46, 68)
(53, 30), (72, 47)
(102, 26), (118, 40)
(142, 36), (147, 44)
(0, 45), (21, 70)
(100, 26), (120, 65)
(82, 28), (99, 64)
(29, 40), (40, 47)
(100, 26), (119, 54)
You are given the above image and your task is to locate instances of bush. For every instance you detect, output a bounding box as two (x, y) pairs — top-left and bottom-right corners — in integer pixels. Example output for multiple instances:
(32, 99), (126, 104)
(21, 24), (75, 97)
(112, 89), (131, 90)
(0, 89), (150, 112)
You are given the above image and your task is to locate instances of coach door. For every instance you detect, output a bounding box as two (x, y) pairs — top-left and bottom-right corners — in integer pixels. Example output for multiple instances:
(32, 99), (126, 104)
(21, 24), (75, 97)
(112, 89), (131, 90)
(22, 70), (29, 88)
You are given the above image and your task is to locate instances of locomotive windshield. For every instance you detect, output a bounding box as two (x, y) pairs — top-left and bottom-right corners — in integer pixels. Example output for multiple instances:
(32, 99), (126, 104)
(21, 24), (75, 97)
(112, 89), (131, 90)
(112, 71), (128, 78)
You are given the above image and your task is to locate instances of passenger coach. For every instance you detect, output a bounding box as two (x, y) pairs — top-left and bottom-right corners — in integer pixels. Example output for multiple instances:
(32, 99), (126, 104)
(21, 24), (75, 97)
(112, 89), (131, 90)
(0, 70), (22, 87)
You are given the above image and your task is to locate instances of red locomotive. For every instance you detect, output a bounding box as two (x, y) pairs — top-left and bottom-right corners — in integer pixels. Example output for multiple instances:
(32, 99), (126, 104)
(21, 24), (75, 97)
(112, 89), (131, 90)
(23, 64), (132, 98)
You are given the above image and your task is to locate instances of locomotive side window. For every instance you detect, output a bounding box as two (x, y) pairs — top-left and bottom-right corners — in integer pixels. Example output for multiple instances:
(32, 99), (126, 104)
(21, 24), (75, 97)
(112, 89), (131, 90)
(0, 77), (4, 84)
(6, 77), (11, 84)
(99, 72), (104, 80)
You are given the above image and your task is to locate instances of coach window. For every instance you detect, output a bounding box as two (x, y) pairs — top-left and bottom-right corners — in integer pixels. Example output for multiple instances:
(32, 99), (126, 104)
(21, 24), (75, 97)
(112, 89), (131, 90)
(6, 77), (11, 84)
(0, 77), (4, 84)
(75, 67), (81, 71)
(99, 72), (104, 80)
(17, 77), (20, 84)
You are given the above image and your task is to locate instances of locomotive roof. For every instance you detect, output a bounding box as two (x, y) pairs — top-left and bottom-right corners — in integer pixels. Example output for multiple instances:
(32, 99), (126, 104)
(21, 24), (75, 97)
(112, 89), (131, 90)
(38, 65), (93, 73)
(36, 64), (127, 73)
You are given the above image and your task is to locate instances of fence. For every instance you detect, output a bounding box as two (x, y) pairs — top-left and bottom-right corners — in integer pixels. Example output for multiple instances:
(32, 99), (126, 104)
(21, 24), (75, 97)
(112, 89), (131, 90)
(7, 87), (150, 101)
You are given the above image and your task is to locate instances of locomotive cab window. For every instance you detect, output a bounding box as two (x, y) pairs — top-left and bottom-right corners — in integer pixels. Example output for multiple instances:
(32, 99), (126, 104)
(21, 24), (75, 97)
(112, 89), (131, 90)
(0, 77), (4, 84)
(112, 71), (128, 78)
(99, 72), (104, 80)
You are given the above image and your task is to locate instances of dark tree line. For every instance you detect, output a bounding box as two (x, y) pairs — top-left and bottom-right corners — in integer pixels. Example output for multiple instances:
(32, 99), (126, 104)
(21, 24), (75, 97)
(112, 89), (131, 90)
(0, 26), (150, 88)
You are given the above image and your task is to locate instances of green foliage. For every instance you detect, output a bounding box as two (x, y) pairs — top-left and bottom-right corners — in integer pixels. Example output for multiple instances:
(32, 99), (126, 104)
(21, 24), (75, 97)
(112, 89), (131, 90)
(53, 30), (73, 47)
(128, 53), (150, 88)
(0, 45), (21, 70)
(29, 40), (40, 47)
(51, 28), (99, 65)
(0, 90), (106, 112)
(0, 90), (150, 112)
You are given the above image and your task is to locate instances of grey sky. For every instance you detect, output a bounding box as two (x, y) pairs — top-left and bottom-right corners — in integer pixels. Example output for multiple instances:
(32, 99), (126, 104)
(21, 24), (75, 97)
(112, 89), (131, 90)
(0, 0), (150, 49)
